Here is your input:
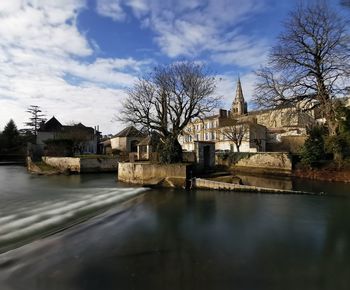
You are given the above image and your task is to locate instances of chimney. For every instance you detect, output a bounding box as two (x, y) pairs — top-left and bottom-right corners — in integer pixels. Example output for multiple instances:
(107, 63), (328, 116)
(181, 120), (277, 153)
(219, 109), (227, 118)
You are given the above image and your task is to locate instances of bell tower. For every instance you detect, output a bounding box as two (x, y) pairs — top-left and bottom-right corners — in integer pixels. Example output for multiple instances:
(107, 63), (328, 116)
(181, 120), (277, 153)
(231, 77), (247, 116)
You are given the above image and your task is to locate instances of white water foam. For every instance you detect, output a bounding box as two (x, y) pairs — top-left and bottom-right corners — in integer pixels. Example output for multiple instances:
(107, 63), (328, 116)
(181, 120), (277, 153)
(0, 187), (148, 244)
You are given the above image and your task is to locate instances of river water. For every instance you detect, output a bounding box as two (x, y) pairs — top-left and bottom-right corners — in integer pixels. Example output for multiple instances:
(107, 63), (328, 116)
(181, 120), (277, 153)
(0, 165), (350, 290)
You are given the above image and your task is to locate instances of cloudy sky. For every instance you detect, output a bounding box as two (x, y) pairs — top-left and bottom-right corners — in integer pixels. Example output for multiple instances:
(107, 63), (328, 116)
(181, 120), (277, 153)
(0, 0), (345, 134)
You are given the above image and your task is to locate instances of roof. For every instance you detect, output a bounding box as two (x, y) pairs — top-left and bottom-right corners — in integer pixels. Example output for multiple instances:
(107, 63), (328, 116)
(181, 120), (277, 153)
(138, 133), (161, 146)
(38, 116), (97, 134)
(38, 116), (62, 132)
(114, 126), (144, 138)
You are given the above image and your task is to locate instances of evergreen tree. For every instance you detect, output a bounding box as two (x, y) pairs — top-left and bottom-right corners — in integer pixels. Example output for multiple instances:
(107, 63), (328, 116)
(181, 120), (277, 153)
(25, 105), (46, 139)
(300, 126), (327, 167)
(2, 119), (20, 150)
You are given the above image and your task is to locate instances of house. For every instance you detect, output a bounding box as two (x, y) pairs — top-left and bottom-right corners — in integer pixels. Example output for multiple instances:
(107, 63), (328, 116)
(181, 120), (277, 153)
(37, 116), (101, 154)
(110, 126), (145, 153)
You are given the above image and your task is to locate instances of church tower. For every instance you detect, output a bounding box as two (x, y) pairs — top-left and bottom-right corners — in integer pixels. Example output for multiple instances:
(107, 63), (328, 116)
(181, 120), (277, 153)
(231, 77), (247, 116)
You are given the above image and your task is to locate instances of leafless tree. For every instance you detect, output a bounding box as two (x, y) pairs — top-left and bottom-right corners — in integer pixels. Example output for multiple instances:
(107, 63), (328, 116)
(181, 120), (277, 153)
(253, 2), (350, 136)
(221, 120), (248, 152)
(119, 62), (220, 162)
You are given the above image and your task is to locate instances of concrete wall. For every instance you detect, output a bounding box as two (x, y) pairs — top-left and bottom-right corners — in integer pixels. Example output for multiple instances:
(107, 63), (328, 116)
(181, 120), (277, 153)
(118, 162), (189, 186)
(42, 156), (118, 173)
(216, 152), (292, 175)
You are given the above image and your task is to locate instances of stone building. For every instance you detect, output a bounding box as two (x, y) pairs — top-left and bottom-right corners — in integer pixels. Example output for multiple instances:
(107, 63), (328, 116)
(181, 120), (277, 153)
(110, 126), (145, 153)
(179, 78), (317, 153)
(37, 116), (101, 154)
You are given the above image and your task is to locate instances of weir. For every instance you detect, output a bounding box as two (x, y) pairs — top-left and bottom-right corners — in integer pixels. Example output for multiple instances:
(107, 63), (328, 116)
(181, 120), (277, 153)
(194, 178), (323, 195)
(0, 187), (148, 253)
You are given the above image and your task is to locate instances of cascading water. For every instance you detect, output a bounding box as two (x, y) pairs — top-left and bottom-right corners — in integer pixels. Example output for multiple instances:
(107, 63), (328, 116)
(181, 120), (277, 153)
(0, 166), (148, 251)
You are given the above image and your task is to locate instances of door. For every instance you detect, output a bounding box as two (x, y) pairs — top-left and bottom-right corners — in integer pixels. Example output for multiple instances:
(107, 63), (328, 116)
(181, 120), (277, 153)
(203, 145), (211, 168)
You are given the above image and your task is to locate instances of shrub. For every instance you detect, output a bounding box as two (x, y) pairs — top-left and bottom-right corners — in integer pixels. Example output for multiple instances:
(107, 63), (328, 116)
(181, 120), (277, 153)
(157, 136), (183, 164)
(300, 125), (327, 167)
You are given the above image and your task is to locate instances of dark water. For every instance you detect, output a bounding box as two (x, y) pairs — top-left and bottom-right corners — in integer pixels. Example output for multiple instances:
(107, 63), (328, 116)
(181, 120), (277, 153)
(1, 166), (350, 290)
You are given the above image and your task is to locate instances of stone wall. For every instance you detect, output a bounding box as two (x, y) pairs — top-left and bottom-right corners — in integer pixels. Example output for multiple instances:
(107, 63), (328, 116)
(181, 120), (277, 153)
(43, 157), (80, 172)
(216, 152), (292, 175)
(118, 162), (189, 187)
(80, 158), (118, 173)
(42, 156), (118, 173)
(194, 178), (314, 195)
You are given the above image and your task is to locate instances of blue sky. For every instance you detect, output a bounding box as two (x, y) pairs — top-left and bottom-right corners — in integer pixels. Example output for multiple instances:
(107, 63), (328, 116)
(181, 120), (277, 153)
(0, 0), (345, 134)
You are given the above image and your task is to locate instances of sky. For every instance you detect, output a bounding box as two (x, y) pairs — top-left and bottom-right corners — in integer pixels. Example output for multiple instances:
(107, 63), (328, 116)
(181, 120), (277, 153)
(0, 0), (346, 135)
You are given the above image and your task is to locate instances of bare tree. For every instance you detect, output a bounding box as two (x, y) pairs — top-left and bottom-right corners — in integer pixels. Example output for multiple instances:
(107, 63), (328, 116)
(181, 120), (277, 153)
(253, 3), (350, 136)
(221, 120), (248, 152)
(25, 105), (46, 138)
(119, 62), (219, 163)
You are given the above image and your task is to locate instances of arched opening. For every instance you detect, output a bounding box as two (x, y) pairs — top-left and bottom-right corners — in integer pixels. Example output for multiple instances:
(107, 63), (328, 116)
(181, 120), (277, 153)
(130, 140), (138, 152)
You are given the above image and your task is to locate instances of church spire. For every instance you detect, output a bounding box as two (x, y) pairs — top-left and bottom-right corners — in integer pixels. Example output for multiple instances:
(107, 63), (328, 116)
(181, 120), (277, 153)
(235, 77), (244, 102)
(231, 77), (247, 116)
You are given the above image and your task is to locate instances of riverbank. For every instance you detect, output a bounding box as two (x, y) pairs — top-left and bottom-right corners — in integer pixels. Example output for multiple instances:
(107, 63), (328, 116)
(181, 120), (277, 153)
(293, 168), (350, 182)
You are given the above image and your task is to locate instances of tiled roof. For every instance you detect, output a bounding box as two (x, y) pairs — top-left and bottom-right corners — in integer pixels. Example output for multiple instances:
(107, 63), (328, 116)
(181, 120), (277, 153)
(114, 126), (144, 137)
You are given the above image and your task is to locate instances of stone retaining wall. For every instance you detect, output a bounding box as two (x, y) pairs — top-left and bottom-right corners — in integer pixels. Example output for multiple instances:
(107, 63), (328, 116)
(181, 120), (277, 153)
(42, 156), (118, 173)
(216, 152), (292, 175)
(118, 162), (190, 186)
(42, 157), (80, 172)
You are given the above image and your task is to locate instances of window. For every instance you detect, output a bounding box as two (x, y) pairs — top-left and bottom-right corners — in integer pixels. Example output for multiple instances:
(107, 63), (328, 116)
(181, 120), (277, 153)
(205, 133), (208, 140)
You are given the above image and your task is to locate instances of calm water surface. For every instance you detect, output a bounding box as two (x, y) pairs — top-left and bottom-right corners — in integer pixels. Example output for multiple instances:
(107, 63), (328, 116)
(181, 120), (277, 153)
(0, 166), (350, 290)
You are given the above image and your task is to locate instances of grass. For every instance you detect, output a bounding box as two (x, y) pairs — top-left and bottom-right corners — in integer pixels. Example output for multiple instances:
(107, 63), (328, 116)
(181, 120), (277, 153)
(75, 154), (117, 159)
(34, 161), (58, 171)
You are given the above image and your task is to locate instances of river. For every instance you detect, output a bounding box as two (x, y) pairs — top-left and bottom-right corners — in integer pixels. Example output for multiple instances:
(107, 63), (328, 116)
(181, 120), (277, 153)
(0, 165), (350, 290)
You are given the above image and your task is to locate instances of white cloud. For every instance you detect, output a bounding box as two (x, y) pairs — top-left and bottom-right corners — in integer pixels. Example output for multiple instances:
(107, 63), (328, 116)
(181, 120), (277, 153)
(96, 0), (269, 69)
(96, 0), (125, 21)
(0, 0), (148, 134)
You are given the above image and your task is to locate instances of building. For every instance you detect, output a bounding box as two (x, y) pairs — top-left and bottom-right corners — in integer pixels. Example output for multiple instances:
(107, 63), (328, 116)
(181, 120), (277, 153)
(37, 116), (101, 154)
(110, 126), (145, 153)
(179, 78), (317, 153)
(137, 132), (161, 161)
